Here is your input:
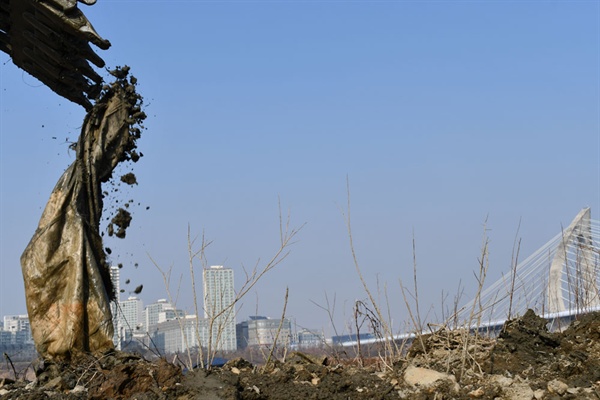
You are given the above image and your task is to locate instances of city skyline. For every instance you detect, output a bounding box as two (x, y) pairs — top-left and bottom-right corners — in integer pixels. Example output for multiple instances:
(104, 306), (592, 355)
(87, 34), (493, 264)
(1, 1), (598, 334)
(1, 264), (320, 338)
(0, 261), (327, 356)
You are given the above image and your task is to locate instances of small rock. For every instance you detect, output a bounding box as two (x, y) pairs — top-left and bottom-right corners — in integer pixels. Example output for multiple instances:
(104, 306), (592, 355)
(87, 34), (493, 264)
(404, 365), (459, 393)
(225, 358), (253, 370)
(468, 387), (485, 398)
(491, 375), (514, 387)
(503, 382), (534, 400)
(533, 389), (544, 399)
(25, 381), (36, 390)
(231, 367), (241, 375)
(292, 364), (306, 373)
(404, 365), (450, 387)
(0, 388), (10, 396)
(0, 377), (15, 387)
(70, 385), (87, 393)
(548, 379), (568, 395)
(566, 387), (579, 395)
(311, 377), (320, 385)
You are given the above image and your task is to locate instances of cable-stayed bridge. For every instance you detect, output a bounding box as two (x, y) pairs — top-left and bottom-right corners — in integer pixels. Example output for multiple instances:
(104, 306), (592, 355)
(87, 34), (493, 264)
(456, 207), (600, 331)
(340, 208), (600, 347)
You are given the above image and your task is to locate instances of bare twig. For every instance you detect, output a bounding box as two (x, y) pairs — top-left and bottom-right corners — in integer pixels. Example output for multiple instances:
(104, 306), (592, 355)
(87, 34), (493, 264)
(264, 287), (289, 368)
(3, 353), (17, 381)
(341, 177), (396, 361)
(149, 256), (193, 369)
(507, 219), (522, 320)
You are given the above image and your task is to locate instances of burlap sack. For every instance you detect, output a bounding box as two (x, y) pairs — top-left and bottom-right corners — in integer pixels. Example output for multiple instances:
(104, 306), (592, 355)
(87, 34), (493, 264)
(21, 82), (138, 359)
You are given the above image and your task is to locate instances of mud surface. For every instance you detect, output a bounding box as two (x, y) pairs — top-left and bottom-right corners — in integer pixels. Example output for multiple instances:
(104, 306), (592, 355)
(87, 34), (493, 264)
(488, 310), (600, 389)
(2, 311), (600, 399)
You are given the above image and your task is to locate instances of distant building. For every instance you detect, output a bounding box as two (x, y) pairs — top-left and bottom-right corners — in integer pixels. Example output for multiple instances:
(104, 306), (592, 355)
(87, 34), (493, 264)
(118, 296), (144, 342)
(236, 320), (249, 350)
(297, 329), (325, 349)
(145, 299), (172, 331)
(110, 266), (121, 349)
(3, 315), (32, 344)
(331, 332), (374, 346)
(153, 315), (210, 355)
(110, 266), (121, 302)
(0, 317), (36, 360)
(241, 316), (292, 348)
(203, 266), (236, 351)
(0, 330), (13, 346)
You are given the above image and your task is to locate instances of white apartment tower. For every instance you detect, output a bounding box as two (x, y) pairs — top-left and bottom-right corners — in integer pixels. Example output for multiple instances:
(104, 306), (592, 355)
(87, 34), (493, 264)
(145, 299), (176, 331)
(118, 296), (143, 341)
(203, 265), (236, 351)
(110, 266), (121, 348)
(3, 315), (31, 344)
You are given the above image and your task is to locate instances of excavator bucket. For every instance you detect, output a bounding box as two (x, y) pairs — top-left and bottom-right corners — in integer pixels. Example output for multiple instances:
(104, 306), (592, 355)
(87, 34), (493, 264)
(0, 0), (109, 109)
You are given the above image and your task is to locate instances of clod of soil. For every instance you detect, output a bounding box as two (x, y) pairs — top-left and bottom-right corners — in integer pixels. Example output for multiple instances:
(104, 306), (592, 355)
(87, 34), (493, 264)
(107, 208), (132, 238)
(120, 173), (137, 185)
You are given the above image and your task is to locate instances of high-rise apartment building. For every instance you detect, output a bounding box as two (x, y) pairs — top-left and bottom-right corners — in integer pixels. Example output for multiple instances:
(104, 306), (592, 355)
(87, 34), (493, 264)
(118, 296), (143, 341)
(3, 315), (29, 333)
(2, 315), (32, 344)
(203, 265), (236, 351)
(144, 299), (184, 332)
(144, 299), (171, 331)
(110, 266), (121, 348)
(110, 266), (121, 302)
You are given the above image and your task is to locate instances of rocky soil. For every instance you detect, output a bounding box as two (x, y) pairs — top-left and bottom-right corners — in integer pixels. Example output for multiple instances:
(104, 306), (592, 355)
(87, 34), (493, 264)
(2, 311), (600, 399)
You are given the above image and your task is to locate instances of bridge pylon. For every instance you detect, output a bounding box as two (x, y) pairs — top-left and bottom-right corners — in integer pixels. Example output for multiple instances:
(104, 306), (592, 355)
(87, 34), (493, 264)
(547, 207), (600, 313)
(456, 208), (600, 329)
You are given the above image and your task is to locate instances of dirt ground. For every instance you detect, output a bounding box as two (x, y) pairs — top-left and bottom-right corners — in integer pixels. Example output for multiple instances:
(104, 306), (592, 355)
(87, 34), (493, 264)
(2, 311), (600, 399)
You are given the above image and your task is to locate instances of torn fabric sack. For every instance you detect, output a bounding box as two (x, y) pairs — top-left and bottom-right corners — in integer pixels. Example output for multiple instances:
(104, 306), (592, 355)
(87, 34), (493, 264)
(21, 72), (144, 360)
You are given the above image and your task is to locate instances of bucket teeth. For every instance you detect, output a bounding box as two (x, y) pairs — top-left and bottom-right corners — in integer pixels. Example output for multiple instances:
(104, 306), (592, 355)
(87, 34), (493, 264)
(0, 0), (109, 109)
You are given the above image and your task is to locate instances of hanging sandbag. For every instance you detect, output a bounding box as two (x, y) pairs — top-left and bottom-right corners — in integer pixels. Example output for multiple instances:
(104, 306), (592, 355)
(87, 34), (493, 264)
(21, 69), (144, 360)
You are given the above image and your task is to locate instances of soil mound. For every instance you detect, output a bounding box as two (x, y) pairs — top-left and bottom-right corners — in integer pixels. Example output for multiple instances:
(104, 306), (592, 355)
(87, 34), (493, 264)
(3, 311), (600, 399)
(485, 310), (600, 388)
(487, 309), (561, 377)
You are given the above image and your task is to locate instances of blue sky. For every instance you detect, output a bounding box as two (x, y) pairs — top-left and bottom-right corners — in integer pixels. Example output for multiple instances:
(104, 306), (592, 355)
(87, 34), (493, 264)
(0, 1), (598, 335)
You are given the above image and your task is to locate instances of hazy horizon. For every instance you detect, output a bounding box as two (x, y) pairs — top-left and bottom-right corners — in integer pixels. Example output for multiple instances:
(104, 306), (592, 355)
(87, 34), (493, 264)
(1, 1), (598, 336)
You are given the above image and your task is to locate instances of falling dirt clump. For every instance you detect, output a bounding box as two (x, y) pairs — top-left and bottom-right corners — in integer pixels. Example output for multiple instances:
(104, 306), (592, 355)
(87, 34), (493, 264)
(120, 172), (137, 185)
(108, 208), (132, 238)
